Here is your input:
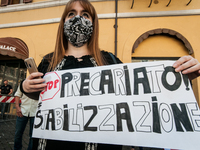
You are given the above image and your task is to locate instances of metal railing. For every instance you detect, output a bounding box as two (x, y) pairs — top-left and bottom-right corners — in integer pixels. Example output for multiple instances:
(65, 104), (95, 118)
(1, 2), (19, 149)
(0, 94), (17, 120)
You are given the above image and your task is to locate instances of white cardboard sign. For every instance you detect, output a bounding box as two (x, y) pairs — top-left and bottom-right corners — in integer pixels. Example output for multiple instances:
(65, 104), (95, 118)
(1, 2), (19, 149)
(33, 61), (200, 150)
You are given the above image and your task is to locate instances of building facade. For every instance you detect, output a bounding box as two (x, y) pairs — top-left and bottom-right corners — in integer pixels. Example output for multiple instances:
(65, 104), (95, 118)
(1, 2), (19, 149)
(0, 0), (200, 104)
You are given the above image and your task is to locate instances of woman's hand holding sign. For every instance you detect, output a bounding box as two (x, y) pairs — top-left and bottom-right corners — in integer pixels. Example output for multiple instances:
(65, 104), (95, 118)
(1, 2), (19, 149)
(173, 55), (200, 80)
(23, 72), (47, 93)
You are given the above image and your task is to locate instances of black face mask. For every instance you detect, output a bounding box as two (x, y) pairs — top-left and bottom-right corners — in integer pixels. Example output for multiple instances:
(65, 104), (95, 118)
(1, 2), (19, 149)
(64, 15), (93, 47)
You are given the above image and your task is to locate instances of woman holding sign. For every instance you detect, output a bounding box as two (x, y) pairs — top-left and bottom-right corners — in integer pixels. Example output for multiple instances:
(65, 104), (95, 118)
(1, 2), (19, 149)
(22, 0), (122, 149)
(20, 0), (200, 149)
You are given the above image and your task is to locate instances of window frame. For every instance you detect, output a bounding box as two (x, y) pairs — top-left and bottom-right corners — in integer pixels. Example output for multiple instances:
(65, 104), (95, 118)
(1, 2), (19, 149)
(1, 0), (32, 7)
(0, 59), (27, 96)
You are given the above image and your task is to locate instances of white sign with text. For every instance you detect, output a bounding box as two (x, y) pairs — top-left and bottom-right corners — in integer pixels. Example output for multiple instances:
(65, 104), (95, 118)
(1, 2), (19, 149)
(33, 61), (200, 150)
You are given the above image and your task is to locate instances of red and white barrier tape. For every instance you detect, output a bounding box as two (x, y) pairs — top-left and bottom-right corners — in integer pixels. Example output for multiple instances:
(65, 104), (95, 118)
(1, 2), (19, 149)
(0, 95), (16, 103)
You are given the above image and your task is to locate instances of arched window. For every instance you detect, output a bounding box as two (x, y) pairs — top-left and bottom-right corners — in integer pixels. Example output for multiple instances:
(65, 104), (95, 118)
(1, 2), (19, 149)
(132, 28), (193, 55)
(131, 28), (199, 101)
(1, 0), (32, 7)
(132, 28), (193, 62)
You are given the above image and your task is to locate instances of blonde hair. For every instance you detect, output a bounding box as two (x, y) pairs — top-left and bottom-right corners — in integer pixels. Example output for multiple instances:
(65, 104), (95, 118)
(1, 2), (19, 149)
(48, 0), (105, 71)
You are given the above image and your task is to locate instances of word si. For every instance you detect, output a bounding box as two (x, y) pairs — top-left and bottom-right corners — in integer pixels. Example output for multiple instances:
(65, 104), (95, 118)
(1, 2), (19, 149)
(34, 96), (200, 133)
(0, 45), (16, 51)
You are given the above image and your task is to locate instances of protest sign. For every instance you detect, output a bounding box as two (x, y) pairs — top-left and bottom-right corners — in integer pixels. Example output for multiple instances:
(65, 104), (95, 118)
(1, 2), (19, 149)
(32, 61), (200, 150)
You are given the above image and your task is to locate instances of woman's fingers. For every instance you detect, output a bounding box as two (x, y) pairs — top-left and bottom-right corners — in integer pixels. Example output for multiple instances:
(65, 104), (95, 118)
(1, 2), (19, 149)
(27, 83), (47, 92)
(182, 62), (200, 74)
(172, 55), (200, 80)
(27, 72), (44, 79)
(28, 78), (45, 85)
(173, 55), (192, 71)
(23, 72), (47, 93)
(173, 55), (200, 74)
(24, 81), (47, 93)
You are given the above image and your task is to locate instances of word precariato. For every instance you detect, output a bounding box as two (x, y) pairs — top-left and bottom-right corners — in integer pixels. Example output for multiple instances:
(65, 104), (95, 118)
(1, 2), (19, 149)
(57, 65), (189, 98)
(34, 96), (200, 133)
(41, 65), (189, 99)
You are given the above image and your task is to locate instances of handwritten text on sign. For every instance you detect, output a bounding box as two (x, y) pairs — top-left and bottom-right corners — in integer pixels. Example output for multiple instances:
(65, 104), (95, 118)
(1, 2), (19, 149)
(33, 61), (200, 150)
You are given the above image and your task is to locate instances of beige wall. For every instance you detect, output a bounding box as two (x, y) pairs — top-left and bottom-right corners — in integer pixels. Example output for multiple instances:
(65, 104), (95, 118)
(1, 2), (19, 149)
(0, 24), (58, 65)
(2, 15), (200, 64)
(117, 15), (200, 62)
(117, 0), (200, 12)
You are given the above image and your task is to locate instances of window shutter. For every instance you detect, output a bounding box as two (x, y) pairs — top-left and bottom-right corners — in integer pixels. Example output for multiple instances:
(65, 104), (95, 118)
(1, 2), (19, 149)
(23, 0), (32, 3)
(1, 0), (9, 6)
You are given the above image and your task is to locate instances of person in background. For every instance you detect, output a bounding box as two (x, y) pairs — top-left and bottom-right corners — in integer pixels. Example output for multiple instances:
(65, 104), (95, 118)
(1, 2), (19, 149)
(14, 85), (38, 150)
(20, 0), (200, 149)
(0, 79), (13, 119)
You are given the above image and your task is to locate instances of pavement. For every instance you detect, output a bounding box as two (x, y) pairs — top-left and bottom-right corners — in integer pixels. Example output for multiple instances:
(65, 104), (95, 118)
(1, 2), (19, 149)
(0, 117), (162, 150)
(0, 118), (30, 150)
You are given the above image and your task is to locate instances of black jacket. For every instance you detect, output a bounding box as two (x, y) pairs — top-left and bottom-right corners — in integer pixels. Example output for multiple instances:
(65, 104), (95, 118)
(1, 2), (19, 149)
(38, 51), (122, 74)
